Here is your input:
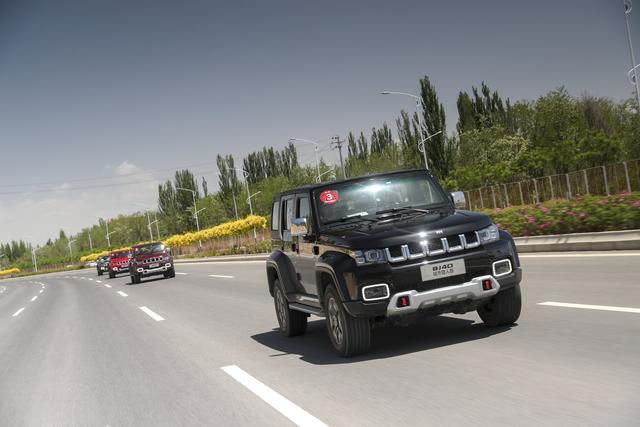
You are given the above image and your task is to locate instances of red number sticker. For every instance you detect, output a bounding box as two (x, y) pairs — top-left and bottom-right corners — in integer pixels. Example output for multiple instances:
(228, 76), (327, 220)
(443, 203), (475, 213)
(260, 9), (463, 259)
(320, 190), (339, 204)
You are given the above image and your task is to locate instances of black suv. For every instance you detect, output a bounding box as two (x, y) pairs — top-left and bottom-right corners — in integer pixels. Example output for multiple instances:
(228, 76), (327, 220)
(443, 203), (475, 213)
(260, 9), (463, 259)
(266, 169), (522, 357)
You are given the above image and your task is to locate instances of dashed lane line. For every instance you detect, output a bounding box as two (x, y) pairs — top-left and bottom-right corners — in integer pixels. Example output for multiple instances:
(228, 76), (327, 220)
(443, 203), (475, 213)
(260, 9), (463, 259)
(139, 306), (165, 321)
(12, 308), (25, 317)
(117, 291), (128, 297)
(209, 274), (235, 279)
(39, 290), (43, 294)
(175, 272), (188, 275)
(221, 365), (328, 427)
(539, 301), (640, 314)
(30, 296), (38, 302)
(104, 284), (112, 288)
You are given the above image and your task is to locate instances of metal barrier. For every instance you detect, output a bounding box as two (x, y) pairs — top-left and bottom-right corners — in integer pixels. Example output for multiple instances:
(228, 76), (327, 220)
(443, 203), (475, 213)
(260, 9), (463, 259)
(463, 159), (640, 210)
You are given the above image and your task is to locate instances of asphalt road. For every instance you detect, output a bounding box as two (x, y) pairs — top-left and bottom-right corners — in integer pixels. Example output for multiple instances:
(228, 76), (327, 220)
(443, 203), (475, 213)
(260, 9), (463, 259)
(1, 252), (639, 427)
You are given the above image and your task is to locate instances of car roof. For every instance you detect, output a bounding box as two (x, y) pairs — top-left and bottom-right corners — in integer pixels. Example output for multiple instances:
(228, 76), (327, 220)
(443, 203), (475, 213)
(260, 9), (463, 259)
(131, 242), (163, 249)
(274, 169), (433, 199)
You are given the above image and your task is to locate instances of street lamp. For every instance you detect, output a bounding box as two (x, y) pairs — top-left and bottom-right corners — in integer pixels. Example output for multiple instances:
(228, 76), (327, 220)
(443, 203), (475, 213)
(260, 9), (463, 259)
(22, 235), (38, 273)
(317, 169), (336, 182)
(135, 204), (155, 241)
(418, 130), (443, 170)
(289, 138), (321, 183)
(624, 0), (640, 109)
(175, 188), (204, 248)
(97, 215), (113, 248)
(68, 239), (77, 263)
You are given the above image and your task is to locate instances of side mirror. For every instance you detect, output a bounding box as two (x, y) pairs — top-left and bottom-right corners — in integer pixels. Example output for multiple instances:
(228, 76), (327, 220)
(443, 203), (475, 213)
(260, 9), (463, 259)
(450, 191), (466, 209)
(291, 217), (308, 237)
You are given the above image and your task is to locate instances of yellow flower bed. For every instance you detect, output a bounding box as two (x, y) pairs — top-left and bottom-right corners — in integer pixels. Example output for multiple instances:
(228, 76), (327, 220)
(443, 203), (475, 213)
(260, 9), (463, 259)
(0, 267), (20, 276)
(164, 215), (267, 248)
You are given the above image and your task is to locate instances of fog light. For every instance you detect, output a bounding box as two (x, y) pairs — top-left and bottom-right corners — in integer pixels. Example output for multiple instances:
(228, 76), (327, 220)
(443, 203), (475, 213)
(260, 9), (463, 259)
(362, 284), (390, 301)
(492, 259), (512, 277)
(482, 279), (493, 291)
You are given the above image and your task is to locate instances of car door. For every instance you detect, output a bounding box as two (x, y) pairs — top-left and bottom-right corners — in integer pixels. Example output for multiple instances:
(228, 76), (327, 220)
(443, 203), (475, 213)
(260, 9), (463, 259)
(292, 194), (318, 296)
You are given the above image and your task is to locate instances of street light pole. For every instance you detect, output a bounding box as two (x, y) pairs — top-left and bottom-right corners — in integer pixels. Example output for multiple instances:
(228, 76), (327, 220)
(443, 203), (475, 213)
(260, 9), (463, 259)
(418, 130), (443, 170)
(98, 216), (112, 248)
(289, 138), (321, 182)
(624, 0), (640, 109)
(176, 187), (203, 248)
(68, 239), (76, 263)
(331, 135), (346, 178)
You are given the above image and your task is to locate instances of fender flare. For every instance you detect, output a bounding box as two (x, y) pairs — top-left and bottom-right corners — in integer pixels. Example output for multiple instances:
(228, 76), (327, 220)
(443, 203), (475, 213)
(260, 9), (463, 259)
(266, 251), (299, 299)
(315, 251), (356, 304)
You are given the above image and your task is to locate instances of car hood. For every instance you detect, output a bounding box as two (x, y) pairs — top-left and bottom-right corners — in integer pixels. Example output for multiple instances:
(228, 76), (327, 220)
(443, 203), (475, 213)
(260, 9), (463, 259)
(317, 210), (492, 249)
(109, 257), (129, 263)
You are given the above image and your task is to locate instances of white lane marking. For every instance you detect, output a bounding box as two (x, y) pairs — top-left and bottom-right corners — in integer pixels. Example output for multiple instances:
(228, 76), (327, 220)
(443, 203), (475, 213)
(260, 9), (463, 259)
(209, 274), (234, 279)
(96, 280), (102, 283)
(104, 284), (112, 288)
(221, 365), (327, 427)
(175, 272), (188, 275)
(521, 252), (640, 258)
(117, 291), (128, 297)
(88, 278), (93, 281)
(39, 290), (43, 294)
(539, 301), (640, 314)
(30, 296), (38, 302)
(12, 308), (25, 317)
(178, 260), (265, 266)
(139, 306), (164, 321)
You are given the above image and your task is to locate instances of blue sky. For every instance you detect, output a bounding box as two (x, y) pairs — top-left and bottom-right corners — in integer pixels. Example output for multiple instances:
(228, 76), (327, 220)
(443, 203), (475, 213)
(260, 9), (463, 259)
(0, 0), (637, 244)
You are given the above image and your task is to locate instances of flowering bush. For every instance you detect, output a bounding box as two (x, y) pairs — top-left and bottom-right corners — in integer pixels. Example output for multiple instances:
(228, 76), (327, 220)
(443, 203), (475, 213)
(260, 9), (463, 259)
(0, 267), (20, 277)
(164, 215), (267, 248)
(481, 192), (640, 237)
(79, 246), (131, 263)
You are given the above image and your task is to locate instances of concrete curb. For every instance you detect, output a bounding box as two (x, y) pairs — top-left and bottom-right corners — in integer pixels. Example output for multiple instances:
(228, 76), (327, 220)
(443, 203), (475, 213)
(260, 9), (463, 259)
(514, 229), (640, 252)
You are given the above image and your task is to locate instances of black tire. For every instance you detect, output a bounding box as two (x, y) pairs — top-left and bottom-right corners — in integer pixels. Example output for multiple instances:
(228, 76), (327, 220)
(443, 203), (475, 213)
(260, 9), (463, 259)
(97, 270), (103, 276)
(477, 283), (522, 327)
(324, 285), (371, 357)
(131, 273), (140, 284)
(108, 271), (115, 279)
(273, 280), (307, 337)
(164, 267), (176, 279)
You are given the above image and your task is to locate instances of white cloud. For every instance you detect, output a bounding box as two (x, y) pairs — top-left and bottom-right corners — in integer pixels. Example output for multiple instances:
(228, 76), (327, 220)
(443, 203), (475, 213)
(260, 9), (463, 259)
(115, 160), (140, 175)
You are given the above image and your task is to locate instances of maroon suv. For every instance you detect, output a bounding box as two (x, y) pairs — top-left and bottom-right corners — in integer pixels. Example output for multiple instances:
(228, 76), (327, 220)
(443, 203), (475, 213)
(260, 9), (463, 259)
(129, 242), (175, 284)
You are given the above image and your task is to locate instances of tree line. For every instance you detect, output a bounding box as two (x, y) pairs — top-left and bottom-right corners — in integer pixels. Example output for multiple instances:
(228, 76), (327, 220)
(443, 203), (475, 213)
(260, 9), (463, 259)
(3, 76), (638, 270)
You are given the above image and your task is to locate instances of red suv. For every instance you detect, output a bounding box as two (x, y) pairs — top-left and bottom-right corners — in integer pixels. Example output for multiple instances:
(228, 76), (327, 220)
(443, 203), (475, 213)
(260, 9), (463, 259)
(108, 249), (131, 279)
(129, 242), (175, 284)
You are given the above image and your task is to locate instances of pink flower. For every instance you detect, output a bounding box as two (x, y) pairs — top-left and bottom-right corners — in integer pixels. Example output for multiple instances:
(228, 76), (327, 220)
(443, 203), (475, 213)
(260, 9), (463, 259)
(540, 207), (549, 214)
(579, 212), (586, 220)
(567, 211), (575, 216)
(630, 201), (640, 207)
(526, 216), (536, 224)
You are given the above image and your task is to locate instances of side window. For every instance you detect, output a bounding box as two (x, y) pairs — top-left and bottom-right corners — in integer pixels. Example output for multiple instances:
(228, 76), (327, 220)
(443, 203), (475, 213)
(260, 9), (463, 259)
(297, 196), (310, 220)
(282, 198), (294, 230)
(271, 201), (279, 230)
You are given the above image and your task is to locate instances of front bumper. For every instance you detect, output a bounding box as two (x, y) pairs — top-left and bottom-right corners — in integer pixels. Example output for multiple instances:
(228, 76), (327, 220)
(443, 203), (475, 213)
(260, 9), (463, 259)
(387, 275), (499, 316)
(111, 266), (129, 273)
(133, 263), (173, 276)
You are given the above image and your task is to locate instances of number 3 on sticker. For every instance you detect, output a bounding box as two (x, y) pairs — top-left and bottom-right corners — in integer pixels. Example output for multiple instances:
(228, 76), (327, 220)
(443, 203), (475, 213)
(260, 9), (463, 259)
(320, 190), (339, 204)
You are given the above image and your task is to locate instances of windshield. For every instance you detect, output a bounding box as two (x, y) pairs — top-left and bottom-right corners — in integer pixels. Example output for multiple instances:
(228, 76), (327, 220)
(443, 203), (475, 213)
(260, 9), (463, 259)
(134, 243), (165, 254)
(314, 172), (448, 225)
(111, 251), (129, 259)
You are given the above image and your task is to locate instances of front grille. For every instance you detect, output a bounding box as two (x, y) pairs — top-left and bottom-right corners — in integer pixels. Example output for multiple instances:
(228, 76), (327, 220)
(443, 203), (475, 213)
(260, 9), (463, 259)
(142, 256), (163, 264)
(385, 231), (481, 263)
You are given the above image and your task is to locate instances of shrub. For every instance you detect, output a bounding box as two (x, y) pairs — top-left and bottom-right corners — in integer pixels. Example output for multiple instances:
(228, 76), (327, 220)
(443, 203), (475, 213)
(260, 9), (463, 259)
(164, 215), (267, 248)
(482, 192), (640, 237)
(0, 267), (20, 277)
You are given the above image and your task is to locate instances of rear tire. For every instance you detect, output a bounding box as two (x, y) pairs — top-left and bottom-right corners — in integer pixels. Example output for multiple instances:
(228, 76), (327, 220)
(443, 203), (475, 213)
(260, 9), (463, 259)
(273, 280), (307, 337)
(97, 270), (103, 276)
(108, 271), (115, 279)
(478, 283), (522, 327)
(324, 285), (370, 357)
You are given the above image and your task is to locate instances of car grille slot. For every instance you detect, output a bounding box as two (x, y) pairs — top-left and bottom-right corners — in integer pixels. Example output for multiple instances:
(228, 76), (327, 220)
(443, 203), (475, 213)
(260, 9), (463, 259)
(387, 231), (481, 263)
(144, 257), (163, 264)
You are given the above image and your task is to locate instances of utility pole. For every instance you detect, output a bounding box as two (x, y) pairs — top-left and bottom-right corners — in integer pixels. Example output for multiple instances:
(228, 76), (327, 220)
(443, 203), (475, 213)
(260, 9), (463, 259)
(88, 232), (93, 251)
(331, 135), (346, 178)
(624, 0), (640, 109)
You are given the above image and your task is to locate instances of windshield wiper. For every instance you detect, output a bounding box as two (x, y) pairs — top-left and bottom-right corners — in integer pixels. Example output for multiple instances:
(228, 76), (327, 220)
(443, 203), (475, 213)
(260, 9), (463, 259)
(375, 206), (436, 216)
(324, 213), (376, 226)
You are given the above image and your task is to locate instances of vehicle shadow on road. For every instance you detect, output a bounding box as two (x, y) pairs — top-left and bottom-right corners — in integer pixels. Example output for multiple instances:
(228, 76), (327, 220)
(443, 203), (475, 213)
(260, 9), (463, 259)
(251, 316), (514, 364)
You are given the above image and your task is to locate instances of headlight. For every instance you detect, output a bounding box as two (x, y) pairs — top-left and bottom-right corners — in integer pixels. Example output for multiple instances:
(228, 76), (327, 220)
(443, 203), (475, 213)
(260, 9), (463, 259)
(351, 249), (387, 265)
(477, 224), (499, 244)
